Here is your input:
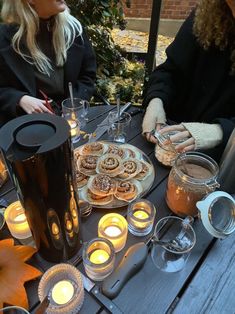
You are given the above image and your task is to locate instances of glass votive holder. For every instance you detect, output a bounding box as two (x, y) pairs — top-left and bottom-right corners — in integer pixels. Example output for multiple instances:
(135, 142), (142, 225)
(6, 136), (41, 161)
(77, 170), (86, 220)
(98, 213), (128, 252)
(38, 263), (84, 314)
(0, 306), (30, 314)
(4, 201), (33, 243)
(151, 216), (196, 273)
(127, 199), (156, 236)
(82, 237), (115, 281)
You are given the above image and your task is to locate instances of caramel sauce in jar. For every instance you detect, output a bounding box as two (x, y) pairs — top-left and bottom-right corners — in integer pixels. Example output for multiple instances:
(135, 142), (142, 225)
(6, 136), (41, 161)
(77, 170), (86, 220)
(166, 152), (219, 217)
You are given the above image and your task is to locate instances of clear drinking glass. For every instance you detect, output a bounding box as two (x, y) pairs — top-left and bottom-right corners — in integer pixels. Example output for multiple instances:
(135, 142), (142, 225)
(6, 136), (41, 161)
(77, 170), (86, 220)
(0, 306), (30, 314)
(151, 216), (196, 273)
(62, 98), (90, 143)
(108, 111), (131, 143)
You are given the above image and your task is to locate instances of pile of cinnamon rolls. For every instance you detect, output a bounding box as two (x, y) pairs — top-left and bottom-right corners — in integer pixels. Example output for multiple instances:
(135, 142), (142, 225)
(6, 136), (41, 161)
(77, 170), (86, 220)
(74, 142), (153, 206)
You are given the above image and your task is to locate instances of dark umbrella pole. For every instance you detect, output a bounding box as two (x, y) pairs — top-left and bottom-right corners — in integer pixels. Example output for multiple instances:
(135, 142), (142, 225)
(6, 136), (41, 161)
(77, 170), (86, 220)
(144, 0), (162, 94)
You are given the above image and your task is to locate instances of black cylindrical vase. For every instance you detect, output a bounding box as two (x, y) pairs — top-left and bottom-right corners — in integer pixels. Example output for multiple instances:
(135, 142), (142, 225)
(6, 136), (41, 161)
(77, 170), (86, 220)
(0, 114), (82, 262)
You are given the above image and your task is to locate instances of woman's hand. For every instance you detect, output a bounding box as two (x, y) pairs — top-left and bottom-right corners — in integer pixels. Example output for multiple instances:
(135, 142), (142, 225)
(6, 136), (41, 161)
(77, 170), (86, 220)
(18, 95), (53, 114)
(142, 98), (166, 143)
(158, 124), (196, 152)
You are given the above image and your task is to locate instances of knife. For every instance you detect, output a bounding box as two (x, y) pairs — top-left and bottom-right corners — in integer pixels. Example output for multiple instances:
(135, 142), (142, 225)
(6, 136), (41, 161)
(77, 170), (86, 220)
(81, 273), (123, 314)
(88, 102), (132, 143)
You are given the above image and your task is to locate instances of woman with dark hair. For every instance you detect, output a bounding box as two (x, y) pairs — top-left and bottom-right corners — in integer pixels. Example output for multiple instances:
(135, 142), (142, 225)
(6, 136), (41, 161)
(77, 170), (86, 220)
(0, 0), (96, 125)
(142, 0), (235, 160)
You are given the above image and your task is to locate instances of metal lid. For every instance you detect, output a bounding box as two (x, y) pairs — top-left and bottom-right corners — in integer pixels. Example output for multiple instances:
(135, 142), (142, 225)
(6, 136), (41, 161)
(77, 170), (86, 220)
(0, 114), (70, 161)
(196, 191), (235, 239)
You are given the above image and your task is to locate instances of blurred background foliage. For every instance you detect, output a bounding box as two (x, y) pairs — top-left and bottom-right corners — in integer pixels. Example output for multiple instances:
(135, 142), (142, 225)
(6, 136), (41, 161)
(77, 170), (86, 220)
(0, 0), (145, 104)
(68, 0), (145, 104)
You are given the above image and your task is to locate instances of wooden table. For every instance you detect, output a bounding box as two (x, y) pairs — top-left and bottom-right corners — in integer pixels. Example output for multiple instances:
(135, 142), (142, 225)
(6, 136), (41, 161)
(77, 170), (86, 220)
(0, 106), (234, 314)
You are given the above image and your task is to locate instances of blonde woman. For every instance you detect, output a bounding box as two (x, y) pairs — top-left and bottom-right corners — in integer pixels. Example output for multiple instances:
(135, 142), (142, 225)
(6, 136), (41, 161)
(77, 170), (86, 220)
(142, 0), (235, 161)
(0, 0), (96, 125)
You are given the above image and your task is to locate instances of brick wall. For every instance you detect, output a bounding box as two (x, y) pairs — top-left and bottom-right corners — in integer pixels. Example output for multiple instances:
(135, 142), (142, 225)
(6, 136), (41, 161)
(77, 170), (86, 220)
(124, 0), (198, 19)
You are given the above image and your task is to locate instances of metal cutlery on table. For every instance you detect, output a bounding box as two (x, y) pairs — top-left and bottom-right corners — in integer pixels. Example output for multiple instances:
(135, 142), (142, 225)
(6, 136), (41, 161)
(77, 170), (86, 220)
(81, 273), (123, 314)
(88, 103), (143, 143)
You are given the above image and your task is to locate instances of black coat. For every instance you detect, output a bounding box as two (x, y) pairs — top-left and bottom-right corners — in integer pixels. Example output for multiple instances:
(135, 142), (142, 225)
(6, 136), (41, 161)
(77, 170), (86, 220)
(0, 23), (96, 125)
(144, 12), (235, 158)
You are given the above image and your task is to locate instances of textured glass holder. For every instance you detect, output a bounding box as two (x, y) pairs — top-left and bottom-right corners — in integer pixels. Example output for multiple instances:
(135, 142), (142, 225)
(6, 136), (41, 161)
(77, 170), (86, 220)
(98, 213), (128, 252)
(127, 199), (156, 236)
(0, 306), (30, 314)
(4, 201), (32, 240)
(82, 237), (115, 281)
(38, 263), (84, 314)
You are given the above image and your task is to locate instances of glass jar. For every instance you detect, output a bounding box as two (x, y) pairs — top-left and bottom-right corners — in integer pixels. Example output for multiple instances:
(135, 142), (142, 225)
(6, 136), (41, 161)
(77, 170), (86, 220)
(166, 152), (219, 217)
(155, 129), (183, 167)
(155, 141), (178, 167)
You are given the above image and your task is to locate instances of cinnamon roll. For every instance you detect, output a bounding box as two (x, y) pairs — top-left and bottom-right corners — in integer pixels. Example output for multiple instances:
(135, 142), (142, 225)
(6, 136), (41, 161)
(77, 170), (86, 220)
(81, 187), (113, 205)
(107, 144), (126, 159)
(115, 179), (142, 202)
(120, 144), (142, 159)
(118, 159), (141, 180)
(87, 174), (116, 196)
(80, 142), (106, 156)
(75, 169), (88, 188)
(135, 161), (153, 180)
(77, 155), (98, 175)
(96, 154), (124, 177)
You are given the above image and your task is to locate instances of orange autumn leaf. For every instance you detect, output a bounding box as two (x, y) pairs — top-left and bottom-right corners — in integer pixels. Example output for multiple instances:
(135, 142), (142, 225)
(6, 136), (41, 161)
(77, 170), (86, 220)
(0, 239), (42, 309)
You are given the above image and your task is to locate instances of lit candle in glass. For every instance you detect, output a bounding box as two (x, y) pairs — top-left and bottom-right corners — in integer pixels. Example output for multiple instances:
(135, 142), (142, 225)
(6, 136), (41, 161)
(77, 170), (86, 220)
(89, 249), (110, 264)
(98, 213), (128, 252)
(82, 238), (115, 281)
(67, 120), (80, 138)
(38, 263), (84, 314)
(127, 199), (156, 236)
(51, 280), (75, 305)
(4, 201), (32, 240)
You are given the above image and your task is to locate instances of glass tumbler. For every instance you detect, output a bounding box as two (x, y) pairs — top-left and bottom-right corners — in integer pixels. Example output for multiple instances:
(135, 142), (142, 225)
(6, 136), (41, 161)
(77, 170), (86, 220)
(151, 216), (196, 273)
(108, 111), (131, 143)
(62, 98), (90, 143)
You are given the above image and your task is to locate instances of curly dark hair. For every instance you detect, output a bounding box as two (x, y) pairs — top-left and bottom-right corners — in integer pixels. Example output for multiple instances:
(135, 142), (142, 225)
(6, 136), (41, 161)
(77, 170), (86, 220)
(194, 0), (235, 74)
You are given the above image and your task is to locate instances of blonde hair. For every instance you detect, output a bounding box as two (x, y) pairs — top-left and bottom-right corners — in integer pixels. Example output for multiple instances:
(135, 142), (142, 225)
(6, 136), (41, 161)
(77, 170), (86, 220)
(194, 0), (235, 74)
(1, 0), (83, 75)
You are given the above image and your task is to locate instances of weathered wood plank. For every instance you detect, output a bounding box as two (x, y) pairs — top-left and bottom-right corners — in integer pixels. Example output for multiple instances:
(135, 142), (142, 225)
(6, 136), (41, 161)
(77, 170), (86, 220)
(173, 233), (235, 314)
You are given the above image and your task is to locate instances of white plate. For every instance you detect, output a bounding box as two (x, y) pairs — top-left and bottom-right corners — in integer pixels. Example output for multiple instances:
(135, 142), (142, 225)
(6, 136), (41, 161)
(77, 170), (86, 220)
(74, 141), (155, 208)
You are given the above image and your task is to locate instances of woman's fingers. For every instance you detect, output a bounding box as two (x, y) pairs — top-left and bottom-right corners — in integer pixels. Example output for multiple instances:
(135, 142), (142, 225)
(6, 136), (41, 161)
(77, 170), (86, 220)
(158, 124), (185, 134)
(175, 137), (195, 152)
(169, 130), (190, 143)
(145, 131), (157, 144)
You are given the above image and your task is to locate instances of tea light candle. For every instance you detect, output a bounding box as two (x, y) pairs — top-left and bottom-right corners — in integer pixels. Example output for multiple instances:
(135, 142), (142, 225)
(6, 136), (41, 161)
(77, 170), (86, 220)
(38, 263), (84, 314)
(82, 238), (115, 281)
(127, 199), (156, 236)
(67, 119), (80, 138)
(51, 280), (74, 305)
(98, 213), (128, 252)
(89, 249), (110, 264)
(4, 201), (32, 240)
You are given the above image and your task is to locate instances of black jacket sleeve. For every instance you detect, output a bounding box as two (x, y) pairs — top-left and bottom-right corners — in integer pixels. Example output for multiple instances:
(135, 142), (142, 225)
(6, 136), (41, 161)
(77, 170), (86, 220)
(72, 28), (96, 101)
(143, 11), (199, 108)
